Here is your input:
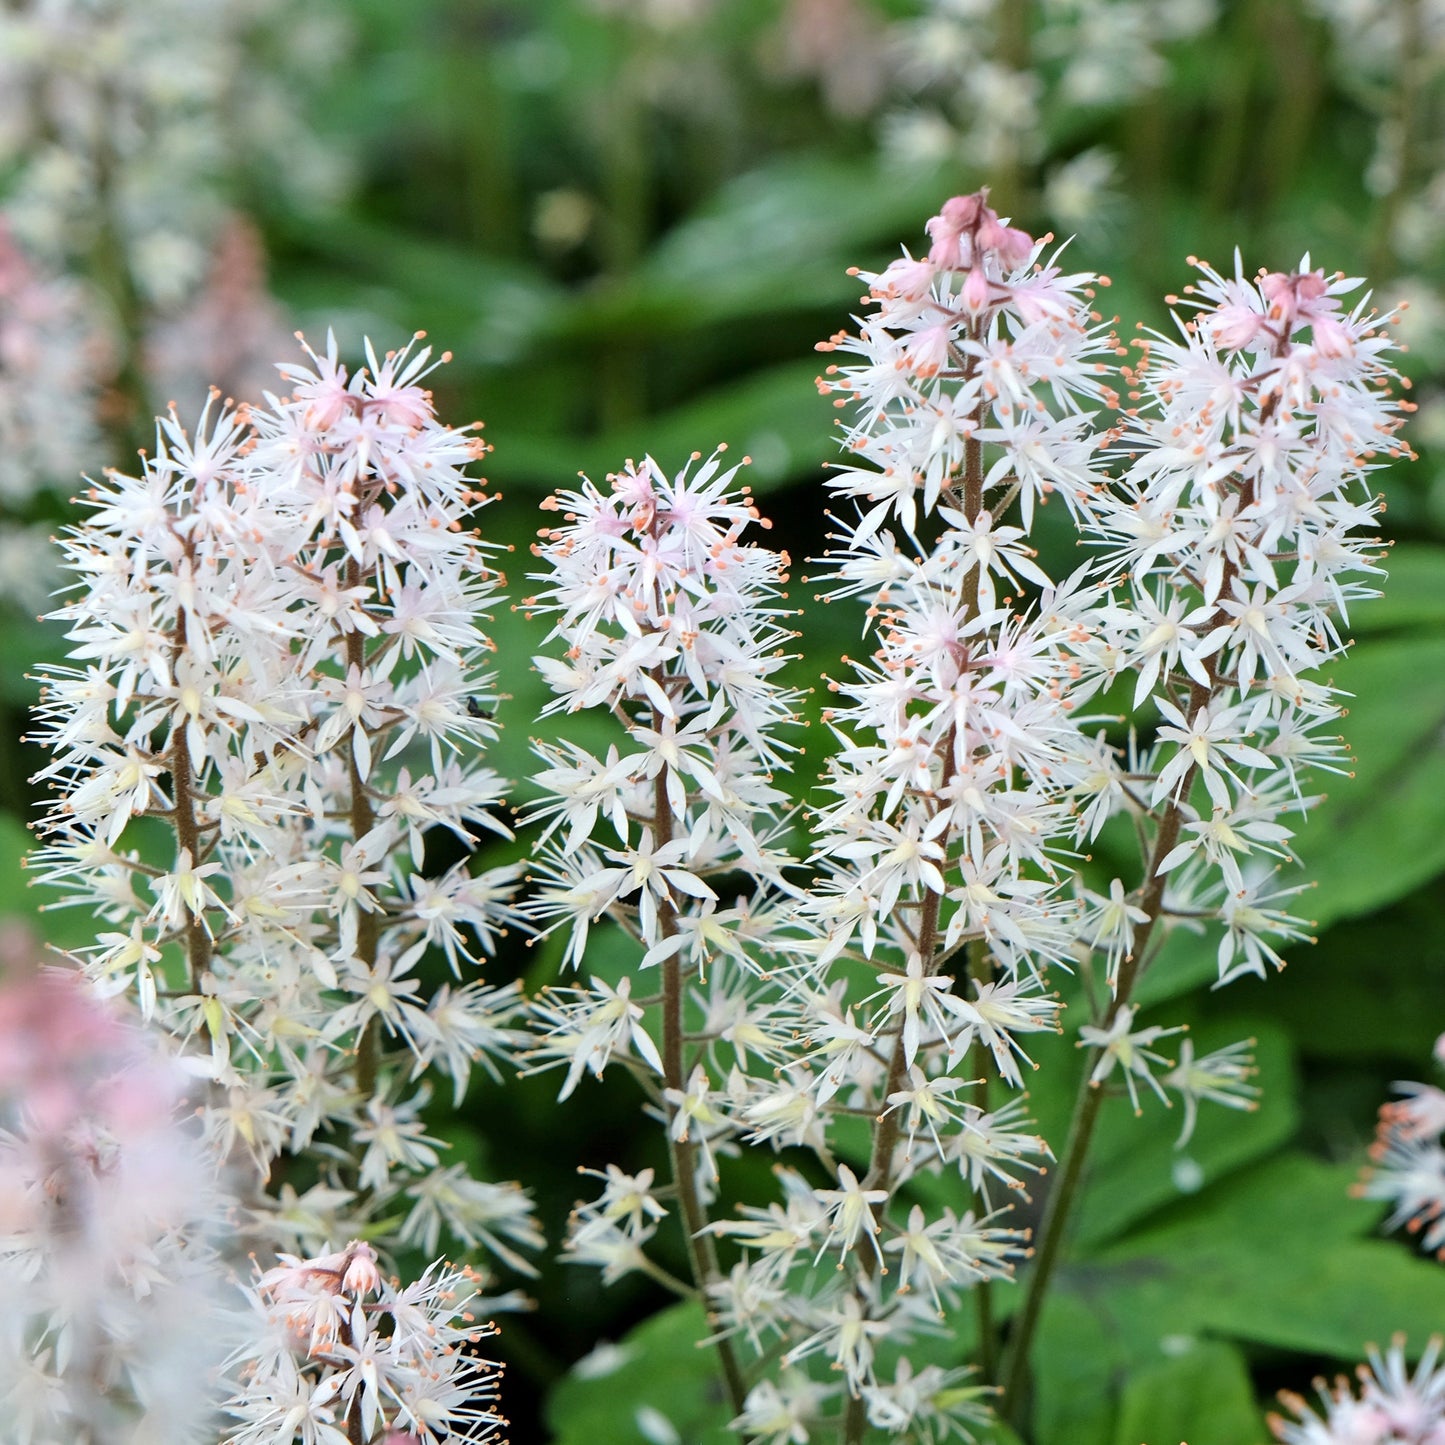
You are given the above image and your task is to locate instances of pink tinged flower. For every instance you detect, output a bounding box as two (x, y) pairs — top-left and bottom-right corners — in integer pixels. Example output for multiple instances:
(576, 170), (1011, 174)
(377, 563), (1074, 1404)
(1209, 303), (1267, 352)
(1269, 1337), (1445, 1445)
(903, 321), (953, 377)
(875, 254), (936, 302)
(362, 335), (440, 430)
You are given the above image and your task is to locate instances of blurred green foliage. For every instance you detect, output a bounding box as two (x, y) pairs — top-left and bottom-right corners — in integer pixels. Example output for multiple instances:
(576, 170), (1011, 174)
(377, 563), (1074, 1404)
(4, 0), (1444, 1441)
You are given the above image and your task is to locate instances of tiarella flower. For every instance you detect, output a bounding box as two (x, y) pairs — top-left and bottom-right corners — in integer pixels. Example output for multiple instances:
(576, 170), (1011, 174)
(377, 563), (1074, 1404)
(731, 1372), (833, 1445)
(1093, 255), (1402, 967)
(1162, 1036), (1260, 1147)
(1079, 1007), (1185, 1116)
(773, 190), (1121, 1426)
(29, 336), (538, 1294)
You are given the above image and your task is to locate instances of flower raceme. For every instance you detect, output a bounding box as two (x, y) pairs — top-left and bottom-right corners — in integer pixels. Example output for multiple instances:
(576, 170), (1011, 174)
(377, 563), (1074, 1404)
(514, 192), (1407, 1445)
(225, 1239), (505, 1445)
(801, 193), (1399, 1436)
(28, 334), (539, 1333)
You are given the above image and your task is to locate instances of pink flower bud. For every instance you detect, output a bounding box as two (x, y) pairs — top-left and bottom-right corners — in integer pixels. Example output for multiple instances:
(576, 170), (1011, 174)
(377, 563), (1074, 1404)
(341, 1240), (382, 1296)
(1210, 305), (1266, 352)
(977, 214), (1034, 270)
(961, 265), (992, 315)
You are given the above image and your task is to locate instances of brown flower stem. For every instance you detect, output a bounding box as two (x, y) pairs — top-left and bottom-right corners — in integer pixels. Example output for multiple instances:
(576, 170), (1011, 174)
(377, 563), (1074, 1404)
(998, 756), (1193, 1424)
(343, 556), (382, 1099)
(651, 701), (750, 1426)
(169, 605), (213, 993)
(841, 723), (962, 1445)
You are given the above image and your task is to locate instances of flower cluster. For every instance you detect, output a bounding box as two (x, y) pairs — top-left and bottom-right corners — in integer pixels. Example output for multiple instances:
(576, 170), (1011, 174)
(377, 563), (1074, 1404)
(0, 944), (236, 1444)
(880, 0), (1212, 229)
(0, 219), (109, 509)
(0, 0), (348, 307)
(1355, 1034), (1445, 1256)
(522, 446), (803, 1071)
(29, 334), (537, 1277)
(1090, 255), (1407, 991)
(14, 181), (1415, 1443)
(225, 1239), (505, 1445)
(1270, 1337), (1445, 1445)
(522, 448), (815, 1417)
(772, 189), (1116, 1423)
(0, 0), (349, 505)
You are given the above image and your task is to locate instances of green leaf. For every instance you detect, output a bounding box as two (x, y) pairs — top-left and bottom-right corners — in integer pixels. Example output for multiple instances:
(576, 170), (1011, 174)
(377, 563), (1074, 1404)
(489, 358), (833, 492)
(1350, 544), (1445, 636)
(1284, 634), (1445, 927)
(546, 1301), (734, 1445)
(1033, 1154), (1440, 1445)
(271, 214), (566, 367)
(1033, 1291), (1124, 1445)
(1256, 878), (1445, 1062)
(1113, 1340), (1263, 1445)
(641, 155), (947, 293)
(1086, 1155), (1443, 1360)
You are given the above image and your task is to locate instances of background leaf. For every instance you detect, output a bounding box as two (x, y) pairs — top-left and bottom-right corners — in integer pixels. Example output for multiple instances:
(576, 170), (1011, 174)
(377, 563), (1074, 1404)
(546, 1301), (734, 1445)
